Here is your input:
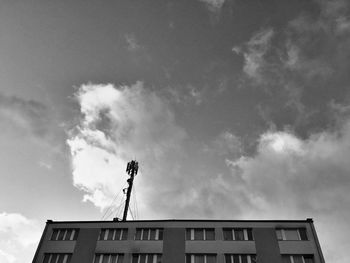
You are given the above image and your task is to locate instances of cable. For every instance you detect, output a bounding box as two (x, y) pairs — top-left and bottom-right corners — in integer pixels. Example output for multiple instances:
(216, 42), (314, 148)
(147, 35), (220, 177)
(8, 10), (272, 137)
(100, 182), (128, 220)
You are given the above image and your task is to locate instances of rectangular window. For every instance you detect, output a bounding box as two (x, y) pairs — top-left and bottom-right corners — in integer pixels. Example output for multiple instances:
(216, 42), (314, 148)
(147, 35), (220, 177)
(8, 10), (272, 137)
(223, 229), (253, 241)
(186, 254), (216, 263)
(98, 229), (128, 240)
(224, 254), (257, 263)
(186, 229), (215, 240)
(50, 229), (79, 241)
(276, 229), (308, 241)
(132, 254), (162, 263)
(135, 229), (163, 240)
(93, 254), (124, 263)
(43, 253), (72, 263)
(282, 255), (314, 263)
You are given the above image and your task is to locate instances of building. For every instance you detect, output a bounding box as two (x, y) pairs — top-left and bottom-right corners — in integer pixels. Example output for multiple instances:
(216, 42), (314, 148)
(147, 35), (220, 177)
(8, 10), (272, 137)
(32, 218), (325, 263)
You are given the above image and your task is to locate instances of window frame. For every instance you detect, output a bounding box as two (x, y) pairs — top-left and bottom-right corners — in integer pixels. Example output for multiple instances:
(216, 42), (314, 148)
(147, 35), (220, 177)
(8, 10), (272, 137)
(43, 253), (72, 263)
(222, 228), (254, 241)
(93, 253), (124, 263)
(135, 228), (164, 241)
(276, 228), (308, 241)
(186, 228), (215, 241)
(131, 253), (162, 263)
(224, 254), (257, 263)
(98, 228), (128, 241)
(281, 255), (314, 263)
(50, 229), (78, 241)
(186, 253), (217, 263)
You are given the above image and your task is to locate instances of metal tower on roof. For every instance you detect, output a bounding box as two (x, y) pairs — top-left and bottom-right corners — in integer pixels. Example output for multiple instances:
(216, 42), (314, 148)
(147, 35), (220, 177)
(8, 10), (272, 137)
(122, 160), (139, 221)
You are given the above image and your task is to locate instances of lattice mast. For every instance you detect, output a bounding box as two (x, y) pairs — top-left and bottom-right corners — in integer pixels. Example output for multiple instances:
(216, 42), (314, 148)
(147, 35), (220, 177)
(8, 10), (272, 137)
(122, 160), (139, 221)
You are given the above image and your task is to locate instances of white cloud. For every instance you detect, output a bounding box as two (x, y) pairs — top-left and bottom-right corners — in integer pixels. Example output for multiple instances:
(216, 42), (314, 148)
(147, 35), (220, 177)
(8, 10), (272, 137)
(235, 28), (274, 83)
(225, 120), (350, 263)
(0, 212), (42, 263)
(198, 0), (226, 13)
(67, 82), (187, 211)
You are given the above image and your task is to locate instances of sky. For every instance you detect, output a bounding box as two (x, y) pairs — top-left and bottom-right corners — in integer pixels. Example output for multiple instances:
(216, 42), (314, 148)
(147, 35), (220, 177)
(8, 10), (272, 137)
(0, 0), (350, 262)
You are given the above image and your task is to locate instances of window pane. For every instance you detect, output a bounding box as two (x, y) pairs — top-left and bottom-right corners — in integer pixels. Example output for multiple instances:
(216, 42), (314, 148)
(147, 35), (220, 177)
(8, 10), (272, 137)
(132, 255), (139, 263)
(150, 229), (156, 240)
(51, 230), (59, 240)
(276, 230), (283, 240)
(99, 230), (106, 240)
(233, 255), (240, 263)
(58, 230), (65, 240)
(102, 254), (110, 263)
(107, 230), (114, 240)
(299, 229), (308, 240)
(64, 230), (72, 241)
(121, 229), (128, 240)
(223, 229), (233, 240)
(186, 229), (192, 240)
(194, 229), (203, 240)
(293, 256), (303, 263)
(285, 230), (299, 240)
(206, 255), (216, 263)
(241, 255), (248, 263)
(114, 229), (121, 240)
(205, 229), (215, 240)
(43, 254), (51, 263)
(117, 255), (124, 263)
(135, 229), (142, 240)
(224, 255), (231, 263)
(57, 254), (65, 263)
(281, 256), (291, 263)
(142, 229), (150, 240)
(194, 255), (204, 263)
(247, 229), (253, 240)
(158, 229), (163, 240)
(73, 229), (79, 240)
(156, 254), (162, 263)
(51, 254), (59, 263)
(234, 229), (244, 241)
(139, 254), (146, 263)
(186, 255), (192, 263)
(94, 255), (101, 263)
(303, 255), (314, 263)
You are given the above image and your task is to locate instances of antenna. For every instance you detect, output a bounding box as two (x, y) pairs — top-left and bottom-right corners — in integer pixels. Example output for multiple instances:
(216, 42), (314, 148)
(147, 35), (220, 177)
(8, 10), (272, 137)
(122, 160), (139, 221)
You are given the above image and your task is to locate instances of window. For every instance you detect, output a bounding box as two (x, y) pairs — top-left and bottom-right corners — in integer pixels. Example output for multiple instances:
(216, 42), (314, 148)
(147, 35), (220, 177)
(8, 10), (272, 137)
(276, 229), (308, 241)
(132, 254), (162, 263)
(186, 254), (216, 263)
(135, 228), (163, 240)
(282, 255), (313, 263)
(93, 254), (124, 263)
(223, 229), (253, 241)
(43, 253), (72, 263)
(225, 254), (257, 263)
(98, 229), (128, 240)
(50, 229), (79, 241)
(186, 229), (215, 240)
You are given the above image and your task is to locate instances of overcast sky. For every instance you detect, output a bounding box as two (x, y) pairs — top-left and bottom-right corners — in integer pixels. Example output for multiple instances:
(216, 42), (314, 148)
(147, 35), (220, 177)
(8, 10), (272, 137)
(1, 0), (350, 262)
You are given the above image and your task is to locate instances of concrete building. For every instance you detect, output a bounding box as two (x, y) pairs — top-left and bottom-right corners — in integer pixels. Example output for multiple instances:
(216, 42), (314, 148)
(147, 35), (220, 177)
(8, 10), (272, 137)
(32, 219), (325, 263)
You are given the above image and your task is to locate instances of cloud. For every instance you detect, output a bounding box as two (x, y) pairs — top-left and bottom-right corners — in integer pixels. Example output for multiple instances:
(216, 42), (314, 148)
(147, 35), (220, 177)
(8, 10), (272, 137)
(0, 93), (52, 138)
(198, 0), (226, 13)
(234, 28), (274, 83)
(67, 82), (187, 211)
(125, 33), (142, 51)
(204, 131), (242, 157)
(0, 212), (41, 263)
(224, 118), (350, 263)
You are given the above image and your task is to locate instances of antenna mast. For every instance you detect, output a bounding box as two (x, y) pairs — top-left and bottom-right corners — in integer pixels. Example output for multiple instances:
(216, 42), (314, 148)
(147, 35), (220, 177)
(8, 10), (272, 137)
(122, 160), (139, 221)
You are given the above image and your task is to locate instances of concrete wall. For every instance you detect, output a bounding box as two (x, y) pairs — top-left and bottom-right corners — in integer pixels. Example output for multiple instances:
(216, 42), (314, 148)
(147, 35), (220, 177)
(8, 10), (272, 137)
(32, 220), (324, 263)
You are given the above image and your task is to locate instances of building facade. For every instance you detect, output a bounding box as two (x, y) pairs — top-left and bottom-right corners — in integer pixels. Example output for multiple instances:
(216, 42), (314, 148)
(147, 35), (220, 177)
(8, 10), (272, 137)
(32, 219), (325, 263)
